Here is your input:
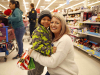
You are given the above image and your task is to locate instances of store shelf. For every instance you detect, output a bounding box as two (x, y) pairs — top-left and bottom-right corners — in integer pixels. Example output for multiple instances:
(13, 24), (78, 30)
(68, 11), (82, 14)
(70, 33), (86, 37)
(63, 14), (67, 16)
(68, 10), (92, 15)
(79, 22), (100, 24)
(74, 43), (100, 59)
(68, 25), (84, 28)
(67, 18), (80, 20)
(78, 32), (100, 38)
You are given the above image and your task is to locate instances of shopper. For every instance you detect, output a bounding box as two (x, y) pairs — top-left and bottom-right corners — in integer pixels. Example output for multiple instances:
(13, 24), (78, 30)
(28, 10), (56, 75)
(6, 0), (25, 59)
(29, 13), (79, 75)
(28, 3), (37, 45)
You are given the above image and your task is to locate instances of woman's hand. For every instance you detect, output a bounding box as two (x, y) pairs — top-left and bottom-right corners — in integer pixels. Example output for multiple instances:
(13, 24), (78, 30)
(53, 46), (56, 53)
(5, 16), (9, 19)
(28, 48), (33, 56)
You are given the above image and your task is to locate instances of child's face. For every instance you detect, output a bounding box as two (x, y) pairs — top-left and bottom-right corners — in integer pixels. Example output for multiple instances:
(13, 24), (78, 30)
(40, 16), (51, 28)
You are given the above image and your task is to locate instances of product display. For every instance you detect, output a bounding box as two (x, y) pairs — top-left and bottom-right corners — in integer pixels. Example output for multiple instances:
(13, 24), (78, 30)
(66, 5), (100, 59)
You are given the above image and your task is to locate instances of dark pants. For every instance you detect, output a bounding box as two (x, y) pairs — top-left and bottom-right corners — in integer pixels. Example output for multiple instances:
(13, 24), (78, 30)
(30, 22), (36, 38)
(28, 60), (44, 75)
(45, 71), (50, 75)
(14, 26), (25, 56)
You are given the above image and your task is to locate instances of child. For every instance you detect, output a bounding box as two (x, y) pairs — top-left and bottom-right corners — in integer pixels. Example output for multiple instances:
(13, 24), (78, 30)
(0, 16), (8, 27)
(28, 10), (56, 75)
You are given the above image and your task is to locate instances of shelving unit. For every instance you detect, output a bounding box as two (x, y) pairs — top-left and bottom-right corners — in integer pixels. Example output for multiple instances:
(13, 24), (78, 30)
(74, 43), (100, 59)
(65, 9), (100, 60)
(68, 11), (82, 15)
(78, 32), (100, 38)
(70, 33), (86, 37)
(67, 18), (80, 20)
(67, 25), (84, 28)
(68, 10), (92, 15)
(79, 22), (100, 24)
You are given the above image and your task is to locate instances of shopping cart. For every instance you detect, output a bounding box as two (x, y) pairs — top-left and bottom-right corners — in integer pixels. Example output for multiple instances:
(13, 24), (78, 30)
(0, 26), (16, 62)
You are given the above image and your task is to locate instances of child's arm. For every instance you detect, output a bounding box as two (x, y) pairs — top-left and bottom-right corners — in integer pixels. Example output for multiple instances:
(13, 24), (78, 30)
(31, 31), (53, 56)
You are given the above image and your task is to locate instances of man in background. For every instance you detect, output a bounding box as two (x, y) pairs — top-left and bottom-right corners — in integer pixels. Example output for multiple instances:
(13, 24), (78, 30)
(28, 3), (37, 45)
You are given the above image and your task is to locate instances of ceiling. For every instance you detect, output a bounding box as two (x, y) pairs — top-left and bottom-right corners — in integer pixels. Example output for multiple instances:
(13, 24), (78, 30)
(0, 0), (100, 15)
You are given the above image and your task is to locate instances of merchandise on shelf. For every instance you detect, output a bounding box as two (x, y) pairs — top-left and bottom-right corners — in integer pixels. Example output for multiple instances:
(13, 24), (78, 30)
(75, 38), (100, 52)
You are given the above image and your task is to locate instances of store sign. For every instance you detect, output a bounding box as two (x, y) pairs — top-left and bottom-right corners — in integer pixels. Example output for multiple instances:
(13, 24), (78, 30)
(36, 9), (40, 13)
(66, 0), (70, 5)
(53, 9), (58, 12)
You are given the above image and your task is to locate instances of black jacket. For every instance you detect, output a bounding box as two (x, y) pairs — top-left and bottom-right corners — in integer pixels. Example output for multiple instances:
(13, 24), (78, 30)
(28, 8), (37, 22)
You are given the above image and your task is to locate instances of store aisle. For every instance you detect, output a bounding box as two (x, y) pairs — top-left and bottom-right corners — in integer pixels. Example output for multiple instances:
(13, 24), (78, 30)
(0, 37), (100, 75)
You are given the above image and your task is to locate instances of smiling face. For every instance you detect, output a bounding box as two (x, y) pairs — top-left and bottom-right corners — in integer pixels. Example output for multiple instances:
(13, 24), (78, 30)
(40, 16), (51, 29)
(9, 2), (15, 10)
(50, 17), (62, 37)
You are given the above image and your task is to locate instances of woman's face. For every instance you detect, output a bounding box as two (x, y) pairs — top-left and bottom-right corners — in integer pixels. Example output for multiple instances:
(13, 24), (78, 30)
(40, 16), (51, 29)
(50, 17), (62, 36)
(9, 2), (15, 10)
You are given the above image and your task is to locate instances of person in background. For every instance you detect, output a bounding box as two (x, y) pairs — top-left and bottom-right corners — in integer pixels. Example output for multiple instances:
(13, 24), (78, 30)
(28, 10), (56, 75)
(28, 3), (37, 45)
(28, 13), (79, 75)
(5, 0), (25, 59)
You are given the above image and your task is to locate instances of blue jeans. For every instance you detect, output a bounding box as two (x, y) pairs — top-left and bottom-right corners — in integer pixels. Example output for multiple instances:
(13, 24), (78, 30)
(14, 26), (25, 56)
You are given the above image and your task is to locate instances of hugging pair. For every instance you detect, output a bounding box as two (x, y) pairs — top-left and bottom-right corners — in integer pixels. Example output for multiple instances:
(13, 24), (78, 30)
(28, 10), (78, 75)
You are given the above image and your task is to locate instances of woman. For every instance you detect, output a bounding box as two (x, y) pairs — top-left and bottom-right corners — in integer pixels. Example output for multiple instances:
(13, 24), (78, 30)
(29, 13), (78, 75)
(6, 0), (25, 59)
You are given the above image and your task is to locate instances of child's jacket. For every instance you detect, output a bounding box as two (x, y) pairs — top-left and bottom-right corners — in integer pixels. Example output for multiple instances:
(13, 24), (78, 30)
(31, 25), (53, 56)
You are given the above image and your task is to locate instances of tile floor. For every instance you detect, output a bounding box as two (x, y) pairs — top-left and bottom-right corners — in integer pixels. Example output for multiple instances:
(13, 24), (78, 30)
(0, 35), (100, 75)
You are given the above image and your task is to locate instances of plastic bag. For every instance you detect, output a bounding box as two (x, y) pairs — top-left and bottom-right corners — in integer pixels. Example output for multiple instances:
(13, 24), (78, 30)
(28, 57), (35, 70)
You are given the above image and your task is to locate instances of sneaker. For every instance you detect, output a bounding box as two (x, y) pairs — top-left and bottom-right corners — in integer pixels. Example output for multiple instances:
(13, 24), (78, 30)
(12, 54), (21, 59)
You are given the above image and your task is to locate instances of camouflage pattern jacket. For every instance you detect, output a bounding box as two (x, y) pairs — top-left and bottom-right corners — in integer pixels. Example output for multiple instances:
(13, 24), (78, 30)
(31, 25), (53, 56)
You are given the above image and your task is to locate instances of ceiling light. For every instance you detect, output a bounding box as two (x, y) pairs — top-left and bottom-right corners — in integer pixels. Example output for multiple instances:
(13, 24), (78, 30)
(0, 4), (7, 9)
(35, 0), (41, 9)
(23, 0), (27, 13)
(44, 0), (56, 10)
(8, 0), (10, 1)
(50, 0), (73, 12)
(88, 1), (100, 6)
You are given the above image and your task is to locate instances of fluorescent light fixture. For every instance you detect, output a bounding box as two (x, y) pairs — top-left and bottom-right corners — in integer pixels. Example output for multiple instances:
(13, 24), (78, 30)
(44, 0), (56, 10)
(23, 0), (27, 13)
(35, 0), (41, 9)
(50, 0), (73, 12)
(0, 4), (7, 9)
(88, 1), (100, 6)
